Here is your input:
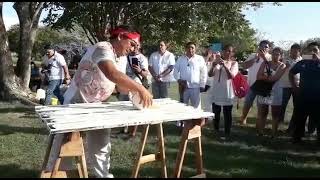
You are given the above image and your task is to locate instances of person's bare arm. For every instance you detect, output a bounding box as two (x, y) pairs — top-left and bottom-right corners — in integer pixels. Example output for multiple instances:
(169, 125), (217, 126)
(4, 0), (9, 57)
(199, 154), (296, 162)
(98, 61), (153, 107)
(268, 64), (287, 82)
(132, 64), (148, 78)
(222, 61), (238, 79)
(242, 54), (258, 69)
(62, 65), (71, 80)
(159, 65), (174, 78)
(148, 65), (158, 80)
(256, 62), (268, 80)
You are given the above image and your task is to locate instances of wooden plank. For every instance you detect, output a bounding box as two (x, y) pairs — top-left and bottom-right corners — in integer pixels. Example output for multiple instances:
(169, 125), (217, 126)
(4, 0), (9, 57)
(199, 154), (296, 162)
(59, 132), (84, 157)
(190, 173), (206, 178)
(41, 171), (67, 178)
(139, 154), (157, 164)
(194, 136), (204, 175)
(173, 127), (189, 178)
(188, 125), (201, 140)
(132, 125), (150, 178)
(157, 123), (167, 178)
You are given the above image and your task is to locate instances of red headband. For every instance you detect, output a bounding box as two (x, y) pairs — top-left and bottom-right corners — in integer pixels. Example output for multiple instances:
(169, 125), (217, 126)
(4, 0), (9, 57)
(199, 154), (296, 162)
(109, 28), (141, 44)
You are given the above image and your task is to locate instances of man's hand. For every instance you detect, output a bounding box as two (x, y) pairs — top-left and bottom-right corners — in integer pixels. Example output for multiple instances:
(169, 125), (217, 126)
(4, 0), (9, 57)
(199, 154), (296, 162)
(178, 79), (187, 88)
(137, 87), (153, 108)
(200, 85), (211, 93)
(132, 64), (142, 74)
(312, 53), (320, 60)
(258, 49), (268, 61)
(155, 74), (162, 82)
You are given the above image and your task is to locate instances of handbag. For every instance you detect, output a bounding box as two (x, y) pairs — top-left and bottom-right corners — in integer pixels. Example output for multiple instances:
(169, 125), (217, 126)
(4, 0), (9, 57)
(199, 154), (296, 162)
(250, 62), (275, 97)
(127, 56), (150, 89)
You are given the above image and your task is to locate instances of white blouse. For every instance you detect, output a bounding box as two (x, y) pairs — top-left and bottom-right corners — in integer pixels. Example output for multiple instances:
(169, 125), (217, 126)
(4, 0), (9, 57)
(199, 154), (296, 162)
(210, 60), (239, 106)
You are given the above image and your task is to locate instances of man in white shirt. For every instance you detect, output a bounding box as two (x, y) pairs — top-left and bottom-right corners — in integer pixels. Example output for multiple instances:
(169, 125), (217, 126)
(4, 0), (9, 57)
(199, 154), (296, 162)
(118, 37), (149, 101)
(279, 44), (302, 129)
(41, 44), (71, 105)
(122, 36), (150, 137)
(239, 40), (272, 125)
(174, 42), (207, 109)
(149, 40), (175, 99)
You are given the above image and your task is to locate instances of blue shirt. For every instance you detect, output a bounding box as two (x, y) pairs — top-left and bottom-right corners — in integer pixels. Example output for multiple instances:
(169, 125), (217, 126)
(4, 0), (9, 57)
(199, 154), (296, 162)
(290, 60), (320, 100)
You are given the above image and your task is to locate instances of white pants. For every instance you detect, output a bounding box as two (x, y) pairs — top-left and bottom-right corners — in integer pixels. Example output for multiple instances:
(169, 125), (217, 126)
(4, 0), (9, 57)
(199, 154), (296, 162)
(45, 129), (112, 178)
(183, 88), (201, 109)
(86, 129), (112, 178)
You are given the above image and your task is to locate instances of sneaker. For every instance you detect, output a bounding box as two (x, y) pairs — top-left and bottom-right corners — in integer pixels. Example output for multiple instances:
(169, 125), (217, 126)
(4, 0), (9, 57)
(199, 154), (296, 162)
(105, 173), (114, 178)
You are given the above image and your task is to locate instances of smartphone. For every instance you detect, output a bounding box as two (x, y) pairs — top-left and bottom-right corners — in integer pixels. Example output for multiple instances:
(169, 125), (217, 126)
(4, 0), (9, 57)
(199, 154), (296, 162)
(209, 43), (222, 53)
(302, 54), (313, 60)
(131, 57), (139, 66)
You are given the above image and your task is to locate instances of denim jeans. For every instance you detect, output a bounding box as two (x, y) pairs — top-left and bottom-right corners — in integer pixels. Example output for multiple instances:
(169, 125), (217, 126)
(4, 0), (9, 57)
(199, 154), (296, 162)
(44, 79), (64, 105)
(243, 88), (257, 108)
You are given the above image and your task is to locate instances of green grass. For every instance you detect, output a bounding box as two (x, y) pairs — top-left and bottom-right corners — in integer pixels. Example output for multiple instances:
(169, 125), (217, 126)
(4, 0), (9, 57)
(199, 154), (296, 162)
(1, 83), (320, 177)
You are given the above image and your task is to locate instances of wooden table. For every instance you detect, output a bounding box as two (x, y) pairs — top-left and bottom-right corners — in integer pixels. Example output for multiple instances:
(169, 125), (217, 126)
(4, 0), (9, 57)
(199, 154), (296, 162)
(35, 98), (214, 178)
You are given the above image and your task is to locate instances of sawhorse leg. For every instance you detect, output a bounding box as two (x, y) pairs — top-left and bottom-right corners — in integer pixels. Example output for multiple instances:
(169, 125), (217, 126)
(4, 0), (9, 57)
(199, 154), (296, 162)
(131, 123), (167, 178)
(40, 132), (88, 178)
(173, 120), (206, 178)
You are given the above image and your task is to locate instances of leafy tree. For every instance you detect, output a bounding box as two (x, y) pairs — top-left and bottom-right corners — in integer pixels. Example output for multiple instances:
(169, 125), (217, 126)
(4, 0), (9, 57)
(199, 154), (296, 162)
(43, 2), (281, 57)
(8, 24), (89, 63)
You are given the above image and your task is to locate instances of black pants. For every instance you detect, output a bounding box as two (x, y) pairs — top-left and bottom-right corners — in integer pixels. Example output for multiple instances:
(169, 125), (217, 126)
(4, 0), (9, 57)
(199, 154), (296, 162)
(292, 97), (320, 140)
(212, 103), (233, 135)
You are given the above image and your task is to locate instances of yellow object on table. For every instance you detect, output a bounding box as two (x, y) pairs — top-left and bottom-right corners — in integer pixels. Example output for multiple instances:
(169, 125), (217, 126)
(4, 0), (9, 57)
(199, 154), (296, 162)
(51, 98), (58, 105)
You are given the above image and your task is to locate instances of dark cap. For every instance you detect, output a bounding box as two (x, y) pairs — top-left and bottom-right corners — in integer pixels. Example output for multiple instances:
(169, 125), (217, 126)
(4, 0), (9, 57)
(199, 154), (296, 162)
(44, 44), (54, 50)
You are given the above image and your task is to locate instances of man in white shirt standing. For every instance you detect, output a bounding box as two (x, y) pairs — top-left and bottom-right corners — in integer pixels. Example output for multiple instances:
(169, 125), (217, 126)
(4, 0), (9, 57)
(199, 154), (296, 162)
(239, 40), (272, 125)
(123, 35), (150, 137)
(42, 44), (71, 105)
(149, 40), (175, 99)
(279, 43), (302, 130)
(174, 42), (207, 109)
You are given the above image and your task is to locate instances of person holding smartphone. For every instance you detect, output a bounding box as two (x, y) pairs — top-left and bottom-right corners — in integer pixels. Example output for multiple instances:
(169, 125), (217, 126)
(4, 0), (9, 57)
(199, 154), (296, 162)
(239, 40), (272, 125)
(119, 36), (150, 137)
(208, 44), (239, 139)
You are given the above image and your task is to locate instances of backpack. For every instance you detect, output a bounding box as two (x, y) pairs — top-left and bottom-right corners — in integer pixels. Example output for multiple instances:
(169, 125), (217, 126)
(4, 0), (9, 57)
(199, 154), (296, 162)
(232, 72), (249, 98)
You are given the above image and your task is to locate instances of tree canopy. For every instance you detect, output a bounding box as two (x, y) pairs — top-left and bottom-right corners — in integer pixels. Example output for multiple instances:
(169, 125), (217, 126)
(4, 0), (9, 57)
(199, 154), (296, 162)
(43, 2), (281, 57)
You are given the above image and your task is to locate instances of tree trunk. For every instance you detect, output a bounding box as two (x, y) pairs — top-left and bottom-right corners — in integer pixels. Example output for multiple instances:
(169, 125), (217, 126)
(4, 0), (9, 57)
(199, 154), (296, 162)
(13, 2), (44, 90)
(0, 2), (38, 105)
(0, 3), (20, 100)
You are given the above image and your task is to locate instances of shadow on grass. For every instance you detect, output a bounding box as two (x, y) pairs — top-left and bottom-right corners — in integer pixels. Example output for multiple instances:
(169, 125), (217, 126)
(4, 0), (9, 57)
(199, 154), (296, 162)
(110, 119), (320, 177)
(0, 124), (47, 135)
(0, 107), (34, 114)
(158, 122), (320, 177)
(0, 164), (40, 178)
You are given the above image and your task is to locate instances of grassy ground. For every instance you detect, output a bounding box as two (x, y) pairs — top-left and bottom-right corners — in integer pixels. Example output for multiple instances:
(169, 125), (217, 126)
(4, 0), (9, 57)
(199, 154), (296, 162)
(0, 83), (320, 178)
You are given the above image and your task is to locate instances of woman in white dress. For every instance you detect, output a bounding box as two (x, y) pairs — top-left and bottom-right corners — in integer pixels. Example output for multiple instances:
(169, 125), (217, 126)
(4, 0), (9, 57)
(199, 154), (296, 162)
(208, 44), (239, 138)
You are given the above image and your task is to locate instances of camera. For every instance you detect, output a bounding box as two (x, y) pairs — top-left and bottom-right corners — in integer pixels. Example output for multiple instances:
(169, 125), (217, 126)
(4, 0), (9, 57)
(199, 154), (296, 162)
(41, 64), (52, 74)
